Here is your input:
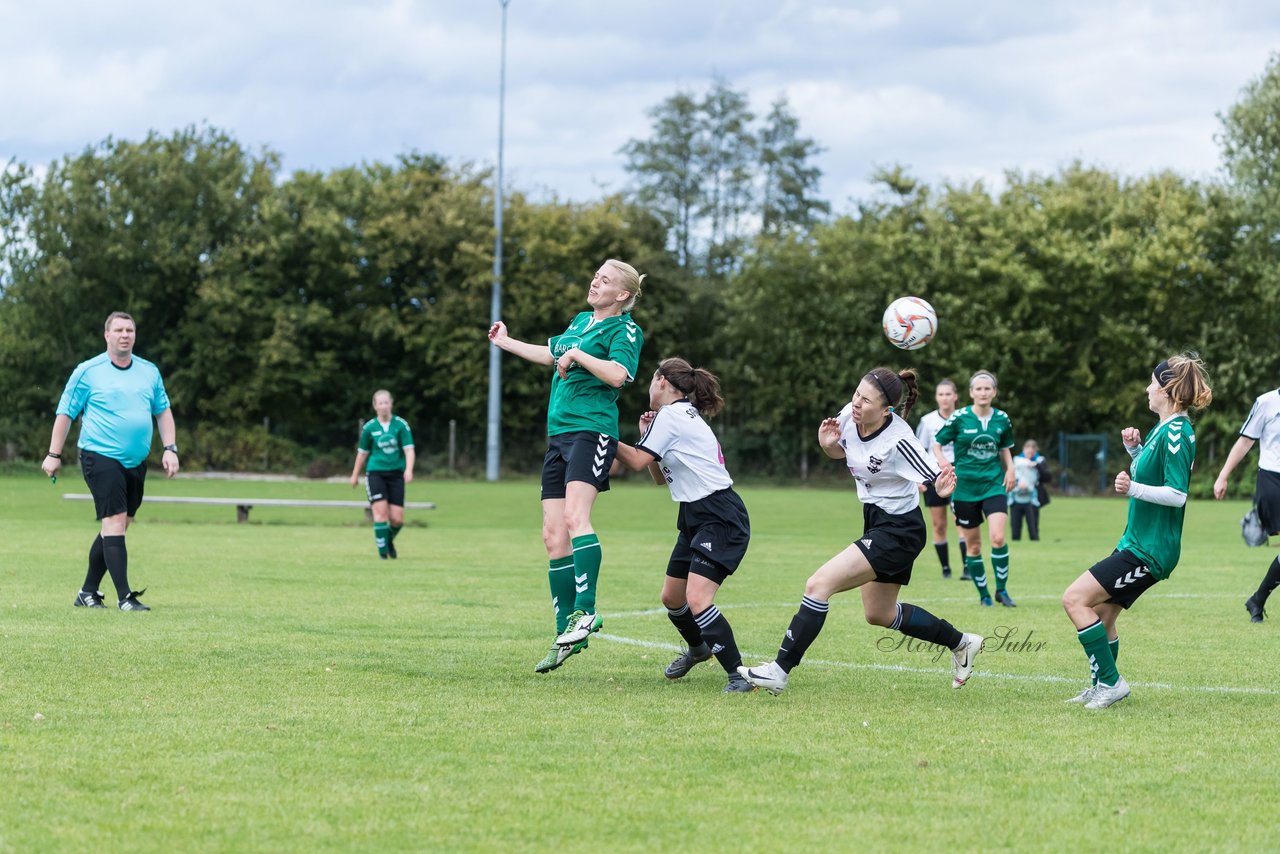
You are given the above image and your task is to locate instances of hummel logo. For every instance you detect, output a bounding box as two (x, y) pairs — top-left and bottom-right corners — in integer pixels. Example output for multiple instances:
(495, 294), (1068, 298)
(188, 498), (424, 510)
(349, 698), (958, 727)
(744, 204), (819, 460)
(1167, 443), (1181, 454)
(593, 465), (605, 477)
(700, 541), (713, 551)
(1113, 566), (1149, 589)
(576, 582), (589, 593)
(963, 429), (978, 434)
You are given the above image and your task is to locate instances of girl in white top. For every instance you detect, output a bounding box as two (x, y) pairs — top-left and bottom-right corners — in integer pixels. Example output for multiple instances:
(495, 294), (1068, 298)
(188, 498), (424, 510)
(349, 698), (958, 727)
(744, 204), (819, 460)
(1214, 386), (1280, 622)
(615, 358), (754, 693)
(739, 367), (985, 695)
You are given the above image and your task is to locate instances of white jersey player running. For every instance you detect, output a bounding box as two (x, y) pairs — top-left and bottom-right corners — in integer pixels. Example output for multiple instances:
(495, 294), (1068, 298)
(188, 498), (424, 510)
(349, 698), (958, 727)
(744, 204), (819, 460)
(915, 379), (964, 579)
(739, 367), (985, 695)
(615, 358), (754, 693)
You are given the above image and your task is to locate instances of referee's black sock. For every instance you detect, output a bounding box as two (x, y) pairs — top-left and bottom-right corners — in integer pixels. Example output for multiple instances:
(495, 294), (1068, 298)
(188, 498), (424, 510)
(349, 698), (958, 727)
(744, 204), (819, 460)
(666, 604), (704, 649)
(1254, 556), (1280, 605)
(101, 535), (131, 601)
(891, 602), (963, 650)
(776, 595), (829, 673)
(81, 534), (108, 593)
(693, 605), (742, 673)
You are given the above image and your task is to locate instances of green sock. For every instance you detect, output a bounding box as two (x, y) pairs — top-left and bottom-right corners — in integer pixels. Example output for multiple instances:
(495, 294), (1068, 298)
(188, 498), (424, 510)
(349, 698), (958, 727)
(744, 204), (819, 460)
(373, 522), (390, 557)
(389, 524), (402, 542)
(1078, 621), (1120, 686)
(991, 544), (1010, 592)
(571, 533), (602, 613)
(965, 554), (990, 599)
(1094, 636), (1120, 685)
(548, 556), (575, 634)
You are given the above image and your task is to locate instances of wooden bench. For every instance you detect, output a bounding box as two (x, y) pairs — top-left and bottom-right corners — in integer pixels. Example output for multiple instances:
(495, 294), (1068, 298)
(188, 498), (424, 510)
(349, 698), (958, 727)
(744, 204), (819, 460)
(63, 494), (437, 523)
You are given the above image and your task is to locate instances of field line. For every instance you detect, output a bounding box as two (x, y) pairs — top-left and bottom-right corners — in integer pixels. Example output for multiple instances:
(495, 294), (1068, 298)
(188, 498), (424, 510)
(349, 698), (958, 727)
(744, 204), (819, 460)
(596, 632), (1280, 697)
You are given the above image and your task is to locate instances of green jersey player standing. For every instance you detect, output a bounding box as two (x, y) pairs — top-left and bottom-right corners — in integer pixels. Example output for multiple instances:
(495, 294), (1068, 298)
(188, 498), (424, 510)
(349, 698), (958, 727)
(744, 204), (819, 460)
(1061, 354), (1212, 709)
(349, 390), (415, 559)
(932, 371), (1017, 607)
(488, 259), (645, 673)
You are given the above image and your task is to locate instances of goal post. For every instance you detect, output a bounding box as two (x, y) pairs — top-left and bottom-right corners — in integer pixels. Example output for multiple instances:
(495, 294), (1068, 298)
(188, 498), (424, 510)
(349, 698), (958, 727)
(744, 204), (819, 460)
(1057, 432), (1110, 495)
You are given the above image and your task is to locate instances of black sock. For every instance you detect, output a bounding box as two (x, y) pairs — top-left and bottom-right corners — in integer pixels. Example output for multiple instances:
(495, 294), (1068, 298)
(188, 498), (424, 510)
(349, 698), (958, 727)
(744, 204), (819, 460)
(1255, 557), (1280, 605)
(777, 595), (829, 673)
(82, 534), (108, 593)
(694, 605), (742, 672)
(667, 604), (705, 649)
(891, 602), (963, 650)
(934, 542), (950, 571)
(101, 535), (131, 601)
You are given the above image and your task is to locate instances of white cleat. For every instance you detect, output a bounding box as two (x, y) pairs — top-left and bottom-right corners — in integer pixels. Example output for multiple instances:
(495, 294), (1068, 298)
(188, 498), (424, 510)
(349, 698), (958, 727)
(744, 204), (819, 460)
(951, 632), (984, 688)
(737, 661), (789, 695)
(1065, 684), (1099, 704)
(1084, 677), (1130, 710)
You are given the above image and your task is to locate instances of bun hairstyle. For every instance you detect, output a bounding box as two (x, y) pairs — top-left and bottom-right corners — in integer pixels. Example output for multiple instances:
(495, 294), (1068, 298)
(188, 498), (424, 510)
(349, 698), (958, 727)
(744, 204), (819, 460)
(605, 259), (645, 313)
(657, 357), (724, 418)
(865, 367), (921, 418)
(1154, 352), (1213, 412)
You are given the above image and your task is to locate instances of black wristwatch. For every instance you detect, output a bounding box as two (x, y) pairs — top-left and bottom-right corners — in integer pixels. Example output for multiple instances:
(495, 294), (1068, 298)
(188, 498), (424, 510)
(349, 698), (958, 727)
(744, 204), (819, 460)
(164, 444), (179, 455)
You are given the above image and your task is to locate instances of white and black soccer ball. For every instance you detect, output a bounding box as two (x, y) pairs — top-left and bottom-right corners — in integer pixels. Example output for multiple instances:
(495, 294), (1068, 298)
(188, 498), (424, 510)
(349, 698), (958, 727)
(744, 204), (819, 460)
(882, 296), (938, 351)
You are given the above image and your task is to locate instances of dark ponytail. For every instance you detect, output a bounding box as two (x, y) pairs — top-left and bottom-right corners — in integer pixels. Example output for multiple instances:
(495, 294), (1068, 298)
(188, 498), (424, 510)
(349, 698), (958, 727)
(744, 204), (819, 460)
(658, 357), (725, 418)
(865, 367), (921, 418)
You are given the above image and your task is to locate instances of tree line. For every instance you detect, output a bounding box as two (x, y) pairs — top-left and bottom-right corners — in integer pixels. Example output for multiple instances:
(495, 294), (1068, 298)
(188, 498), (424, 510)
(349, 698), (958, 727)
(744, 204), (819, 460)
(2, 65), (1278, 491)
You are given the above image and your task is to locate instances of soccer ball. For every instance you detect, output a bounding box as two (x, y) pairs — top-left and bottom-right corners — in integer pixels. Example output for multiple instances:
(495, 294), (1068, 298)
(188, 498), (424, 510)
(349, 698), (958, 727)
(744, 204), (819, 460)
(882, 296), (938, 351)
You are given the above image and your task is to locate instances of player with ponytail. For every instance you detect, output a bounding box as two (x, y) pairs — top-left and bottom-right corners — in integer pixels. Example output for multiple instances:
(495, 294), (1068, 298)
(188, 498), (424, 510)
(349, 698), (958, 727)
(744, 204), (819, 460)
(739, 367), (986, 695)
(614, 358), (754, 692)
(1061, 353), (1212, 709)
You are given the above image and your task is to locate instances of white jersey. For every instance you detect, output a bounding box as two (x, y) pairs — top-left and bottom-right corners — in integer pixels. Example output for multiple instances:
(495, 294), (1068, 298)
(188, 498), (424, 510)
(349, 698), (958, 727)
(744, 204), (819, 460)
(1240, 389), (1280, 474)
(837, 406), (941, 516)
(915, 409), (955, 463)
(637, 399), (733, 503)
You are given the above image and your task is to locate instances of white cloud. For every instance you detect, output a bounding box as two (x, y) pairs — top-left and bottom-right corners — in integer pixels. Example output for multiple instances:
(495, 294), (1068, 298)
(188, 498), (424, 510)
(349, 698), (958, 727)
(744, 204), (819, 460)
(1, 0), (1278, 207)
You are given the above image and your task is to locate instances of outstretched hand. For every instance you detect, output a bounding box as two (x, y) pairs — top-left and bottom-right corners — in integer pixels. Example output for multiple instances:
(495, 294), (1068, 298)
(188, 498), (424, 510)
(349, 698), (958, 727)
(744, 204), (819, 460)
(933, 465), (957, 498)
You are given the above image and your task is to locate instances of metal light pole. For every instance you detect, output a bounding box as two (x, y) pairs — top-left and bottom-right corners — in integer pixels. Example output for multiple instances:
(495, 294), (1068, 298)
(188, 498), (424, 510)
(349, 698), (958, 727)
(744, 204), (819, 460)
(485, 0), (510, 481)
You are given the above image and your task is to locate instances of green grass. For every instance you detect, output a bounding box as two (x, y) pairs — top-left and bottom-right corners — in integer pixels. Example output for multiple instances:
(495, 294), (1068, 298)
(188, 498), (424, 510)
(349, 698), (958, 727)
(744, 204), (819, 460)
(1, 471), (1277, 851)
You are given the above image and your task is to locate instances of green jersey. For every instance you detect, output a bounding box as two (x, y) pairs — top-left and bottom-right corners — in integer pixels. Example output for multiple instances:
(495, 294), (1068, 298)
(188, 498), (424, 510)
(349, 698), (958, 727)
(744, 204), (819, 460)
(358, 416), (414, 472)
(1116, 415), (1195, 579)
(933, 406), (1014, 502)
(546, 311), (644, 438)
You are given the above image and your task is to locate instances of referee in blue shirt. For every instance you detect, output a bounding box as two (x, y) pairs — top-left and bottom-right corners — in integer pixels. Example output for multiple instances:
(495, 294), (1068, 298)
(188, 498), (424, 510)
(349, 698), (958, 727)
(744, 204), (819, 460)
(42, 312), (180, 611)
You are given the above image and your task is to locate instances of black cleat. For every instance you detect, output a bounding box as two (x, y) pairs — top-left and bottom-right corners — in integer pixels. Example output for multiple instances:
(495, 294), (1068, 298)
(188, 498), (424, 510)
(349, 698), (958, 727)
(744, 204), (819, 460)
(959, 571), (972, 581)
(74, 590), (107, 609)
(996, 590), (1017, 608)
(386, 540), (397, 559)
(118, 589), (150, 611)
(942, 566), (952, 579)
(664, 644), (714, 679)
(1245, 595), (1266, 623)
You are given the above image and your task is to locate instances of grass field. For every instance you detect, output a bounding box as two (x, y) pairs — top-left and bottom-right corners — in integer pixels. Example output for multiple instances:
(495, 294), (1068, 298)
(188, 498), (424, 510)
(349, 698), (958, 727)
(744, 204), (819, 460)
(1, 470), (1277, 852)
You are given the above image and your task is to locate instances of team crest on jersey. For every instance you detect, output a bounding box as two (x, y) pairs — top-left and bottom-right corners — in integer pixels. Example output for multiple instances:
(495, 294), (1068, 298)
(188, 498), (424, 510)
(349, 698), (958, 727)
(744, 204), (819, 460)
(867, 454), (884, 474)
(967, 436), (999, 461)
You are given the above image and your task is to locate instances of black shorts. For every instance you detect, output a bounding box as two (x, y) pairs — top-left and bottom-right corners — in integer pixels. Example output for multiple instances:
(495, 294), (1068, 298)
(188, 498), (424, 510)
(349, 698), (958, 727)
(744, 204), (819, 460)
(665, 489), (751, 585)
(365, 470), (405, 506)
(1255, 468), (1280, 536)
(540, 431), (618, 500)
(80, 449), (146, 521)
(853, 503), (927, 584)
(922, 481), (949, 508)
(953, 494), (1008, 529)
(1088, 549), (1161, 609)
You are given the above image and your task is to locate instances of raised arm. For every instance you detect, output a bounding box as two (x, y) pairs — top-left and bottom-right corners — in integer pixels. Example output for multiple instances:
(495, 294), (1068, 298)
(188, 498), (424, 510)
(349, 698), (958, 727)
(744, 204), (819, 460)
(488, 321), (554, 366)
(818, 417), (845, 460)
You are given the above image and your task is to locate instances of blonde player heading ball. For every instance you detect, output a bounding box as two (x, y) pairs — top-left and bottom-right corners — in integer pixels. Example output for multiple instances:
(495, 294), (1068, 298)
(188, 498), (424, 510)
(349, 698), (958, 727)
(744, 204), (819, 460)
(613, 358), (754, 693)
(739, 368), (985, 695)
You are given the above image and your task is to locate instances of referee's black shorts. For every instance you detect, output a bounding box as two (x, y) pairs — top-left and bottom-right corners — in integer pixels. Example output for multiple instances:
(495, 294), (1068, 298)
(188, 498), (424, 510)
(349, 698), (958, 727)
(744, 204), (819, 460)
(80, 449), (147, 520)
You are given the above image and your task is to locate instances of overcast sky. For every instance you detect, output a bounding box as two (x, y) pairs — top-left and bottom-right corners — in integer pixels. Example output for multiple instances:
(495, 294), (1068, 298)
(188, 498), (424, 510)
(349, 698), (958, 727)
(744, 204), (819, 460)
(3, 1), (1278, 209)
